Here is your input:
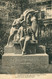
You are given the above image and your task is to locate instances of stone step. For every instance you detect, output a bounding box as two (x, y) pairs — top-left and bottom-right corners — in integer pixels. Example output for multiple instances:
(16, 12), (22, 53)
(4, 44), (22, 54)
(2, 53), (49, 73)
(36, 45), (46, 53)
(4, 44), (46, 54)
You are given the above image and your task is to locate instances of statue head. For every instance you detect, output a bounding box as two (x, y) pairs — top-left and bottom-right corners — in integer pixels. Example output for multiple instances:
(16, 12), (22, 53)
(12, 17), (24, 29)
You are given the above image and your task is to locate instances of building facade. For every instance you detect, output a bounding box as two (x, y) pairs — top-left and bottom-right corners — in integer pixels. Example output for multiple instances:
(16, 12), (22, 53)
(28, 0), (52, 26)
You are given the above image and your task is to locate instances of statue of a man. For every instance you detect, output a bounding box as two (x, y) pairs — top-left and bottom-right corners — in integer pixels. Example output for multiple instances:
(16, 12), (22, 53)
(20, 14), (38, 55)
(5, 15), (24, 47)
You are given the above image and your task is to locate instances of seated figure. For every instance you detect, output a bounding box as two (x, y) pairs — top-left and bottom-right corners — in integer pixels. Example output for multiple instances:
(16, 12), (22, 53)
(17, 21), (27, 48)
(20, 14), (38, 55)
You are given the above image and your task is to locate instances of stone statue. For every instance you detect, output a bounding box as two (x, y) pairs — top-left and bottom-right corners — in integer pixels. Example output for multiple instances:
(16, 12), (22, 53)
(5, 15), (24, 47)
(5, 9), (38, 55)
(16, 9), (38, 55)
(5, 9), (46, 55)
(20, 14), (38, 55)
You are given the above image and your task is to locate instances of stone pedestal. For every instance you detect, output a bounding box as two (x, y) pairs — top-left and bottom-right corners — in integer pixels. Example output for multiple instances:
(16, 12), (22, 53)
(36, 45), (46, 53)
(3, 43), (49, 73)
(4, 44), (46, 54)
(4, 43), (36, 54)
(26, 43), (36, 54)
(2, 53), (49, 73)
(4, 44), (22, 54)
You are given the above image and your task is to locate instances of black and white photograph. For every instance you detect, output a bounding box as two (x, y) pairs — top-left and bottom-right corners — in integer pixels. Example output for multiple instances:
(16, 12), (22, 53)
(0, 0), (52, 79)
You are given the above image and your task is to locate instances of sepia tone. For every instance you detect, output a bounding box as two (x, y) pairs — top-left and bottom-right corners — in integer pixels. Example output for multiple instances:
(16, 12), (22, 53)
(0, 0), (52, 78)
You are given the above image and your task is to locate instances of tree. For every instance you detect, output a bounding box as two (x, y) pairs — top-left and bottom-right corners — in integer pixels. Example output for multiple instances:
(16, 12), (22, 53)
(19, 0), (29, 13)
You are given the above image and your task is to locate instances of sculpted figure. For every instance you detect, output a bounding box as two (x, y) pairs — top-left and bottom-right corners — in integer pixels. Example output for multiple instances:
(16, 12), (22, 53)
(5, 9), (38, 55)
(5, 15), (24, 47)
(20, 14), (38, 55)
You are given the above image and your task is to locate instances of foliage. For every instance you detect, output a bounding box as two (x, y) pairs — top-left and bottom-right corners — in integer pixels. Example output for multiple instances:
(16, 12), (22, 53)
(0, 46), (4, 55)
(0, 18), (9, 55)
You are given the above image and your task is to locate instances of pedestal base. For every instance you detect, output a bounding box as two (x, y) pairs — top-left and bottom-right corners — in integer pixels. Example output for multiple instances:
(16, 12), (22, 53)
(4, 44), (22, 54)
(4, 44), (46, 54)
(36, 45), (46, 53)
(2, 53), (49, 73)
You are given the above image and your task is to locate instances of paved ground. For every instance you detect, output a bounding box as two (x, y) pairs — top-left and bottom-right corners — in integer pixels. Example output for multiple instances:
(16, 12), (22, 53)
(0, 74), (52, 79)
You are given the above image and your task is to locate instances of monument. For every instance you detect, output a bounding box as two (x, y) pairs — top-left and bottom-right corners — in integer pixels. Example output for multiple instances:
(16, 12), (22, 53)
(2, 9), (49, 73)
